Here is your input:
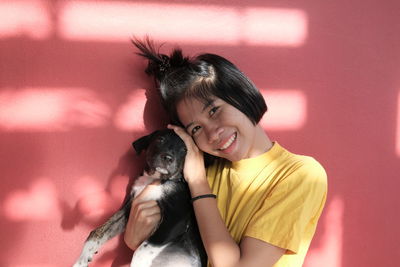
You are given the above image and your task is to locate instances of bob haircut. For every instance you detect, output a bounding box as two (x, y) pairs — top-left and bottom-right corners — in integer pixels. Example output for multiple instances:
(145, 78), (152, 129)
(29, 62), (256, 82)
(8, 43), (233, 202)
(132, 38), (267, 127)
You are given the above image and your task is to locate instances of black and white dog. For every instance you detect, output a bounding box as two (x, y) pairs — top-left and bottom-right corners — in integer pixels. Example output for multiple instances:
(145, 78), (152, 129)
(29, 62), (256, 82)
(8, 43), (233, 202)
(73, 129), (207, 267)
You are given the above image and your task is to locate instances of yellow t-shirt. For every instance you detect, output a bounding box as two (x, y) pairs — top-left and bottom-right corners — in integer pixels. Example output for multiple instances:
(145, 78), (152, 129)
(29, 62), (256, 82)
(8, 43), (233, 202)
(206, 142), (327, 267)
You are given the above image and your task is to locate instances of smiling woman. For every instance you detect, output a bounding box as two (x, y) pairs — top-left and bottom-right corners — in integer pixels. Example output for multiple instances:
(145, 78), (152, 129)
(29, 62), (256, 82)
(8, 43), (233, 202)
(126, 38), (328, 267)
(177, 97), (270, 162)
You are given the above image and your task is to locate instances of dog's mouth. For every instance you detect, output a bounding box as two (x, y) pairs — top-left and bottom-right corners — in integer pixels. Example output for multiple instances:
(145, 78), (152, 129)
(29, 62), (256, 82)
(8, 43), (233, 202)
(155, 167), (169, 175)
(146, 166), (170, 179)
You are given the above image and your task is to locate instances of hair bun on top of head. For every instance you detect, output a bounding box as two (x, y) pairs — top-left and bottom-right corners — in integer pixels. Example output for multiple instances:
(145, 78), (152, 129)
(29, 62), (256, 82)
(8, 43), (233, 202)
(131, 37), (190, 84)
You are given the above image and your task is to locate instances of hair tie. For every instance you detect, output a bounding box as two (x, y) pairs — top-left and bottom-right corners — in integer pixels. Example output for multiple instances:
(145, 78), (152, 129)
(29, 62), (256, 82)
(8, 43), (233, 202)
(159, 55), (171, 73)
(190, 194), (217, 203)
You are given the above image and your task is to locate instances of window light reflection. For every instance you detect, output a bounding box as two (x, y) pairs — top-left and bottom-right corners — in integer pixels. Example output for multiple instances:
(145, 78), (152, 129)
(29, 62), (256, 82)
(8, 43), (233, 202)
(0, 88), (110, 132)
(59, 1), (307, 46)
(260, 89), (307, 130)
(3, 178), (59, 221)
(0, 0), (50, 39)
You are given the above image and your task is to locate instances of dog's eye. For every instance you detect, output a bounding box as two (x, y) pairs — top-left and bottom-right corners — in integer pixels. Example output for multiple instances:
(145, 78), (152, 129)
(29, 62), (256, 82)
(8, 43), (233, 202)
(157, 136), (166, 143)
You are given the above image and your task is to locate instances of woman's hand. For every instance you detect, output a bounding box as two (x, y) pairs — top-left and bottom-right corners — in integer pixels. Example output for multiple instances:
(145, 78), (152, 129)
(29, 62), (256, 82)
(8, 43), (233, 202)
(167, 124), (207, 185)
(124, 183), (161, 250)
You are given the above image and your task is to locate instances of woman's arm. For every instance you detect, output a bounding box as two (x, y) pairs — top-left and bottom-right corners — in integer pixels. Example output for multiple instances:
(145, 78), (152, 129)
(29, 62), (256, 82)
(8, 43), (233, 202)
(124, 184), (161, 250)
(190, 179), (284, 267)
(168, 125), (285, 267)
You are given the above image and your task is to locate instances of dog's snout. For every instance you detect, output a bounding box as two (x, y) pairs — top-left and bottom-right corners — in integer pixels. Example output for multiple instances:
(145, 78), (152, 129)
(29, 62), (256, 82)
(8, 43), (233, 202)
(161, 153), (173, 164)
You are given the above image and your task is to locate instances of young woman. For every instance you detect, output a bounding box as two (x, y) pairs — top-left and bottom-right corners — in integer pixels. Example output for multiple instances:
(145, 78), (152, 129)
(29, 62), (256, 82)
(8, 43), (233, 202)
(124, 39), (328, 267)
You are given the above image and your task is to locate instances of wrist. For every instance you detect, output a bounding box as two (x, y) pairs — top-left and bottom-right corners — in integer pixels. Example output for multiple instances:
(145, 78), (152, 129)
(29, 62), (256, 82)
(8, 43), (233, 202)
(188, 178), (212, 197)
(191, 194), (217, 203)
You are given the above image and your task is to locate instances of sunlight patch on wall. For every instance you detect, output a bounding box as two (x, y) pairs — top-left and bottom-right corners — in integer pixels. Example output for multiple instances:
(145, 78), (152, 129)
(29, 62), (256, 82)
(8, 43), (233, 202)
(72, 175), (129, 203)
(260, 89), (307, 130)
(59, 2), (237, 44)
(114, 89), (147, 132)
(73, 175), (122, 222)
(242, 8), (307, 46)
(59, 1), (307, 46)
(109, 174), (130, 204)
(2, 178), (59, 221)
(72, 175), (105, 197)
(0, 0), (50, 39)
(304, 197), (343, 267)
(0, 88), (110, 132)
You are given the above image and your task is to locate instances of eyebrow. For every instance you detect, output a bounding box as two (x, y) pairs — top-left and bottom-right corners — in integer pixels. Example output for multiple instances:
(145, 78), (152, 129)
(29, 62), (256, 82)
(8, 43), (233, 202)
(184, 99), (215, 131)
(202, 99), (215, 112)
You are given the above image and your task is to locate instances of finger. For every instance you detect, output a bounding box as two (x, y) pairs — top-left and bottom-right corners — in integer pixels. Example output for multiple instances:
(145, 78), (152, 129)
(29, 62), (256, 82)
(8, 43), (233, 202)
(132, 199), (158, 209)
(141, 213), (162, 230)
(136, 204), (161, 219)
(132, 199), (159, 214)
(131, 202), (161, 224)
(167, 124), (198, 151)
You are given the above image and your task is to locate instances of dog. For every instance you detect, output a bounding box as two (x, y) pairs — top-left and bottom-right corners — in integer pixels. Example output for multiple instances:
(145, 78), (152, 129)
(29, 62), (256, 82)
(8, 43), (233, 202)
(73, 129), (207, 267)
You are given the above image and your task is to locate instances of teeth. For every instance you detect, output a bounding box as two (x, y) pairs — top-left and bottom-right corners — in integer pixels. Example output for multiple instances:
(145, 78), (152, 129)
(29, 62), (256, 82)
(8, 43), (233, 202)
(219, 133), (236, 150)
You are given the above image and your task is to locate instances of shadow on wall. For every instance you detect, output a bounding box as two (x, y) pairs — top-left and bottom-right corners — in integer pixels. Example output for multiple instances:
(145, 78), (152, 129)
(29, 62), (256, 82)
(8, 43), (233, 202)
(1, 0), (400, 267)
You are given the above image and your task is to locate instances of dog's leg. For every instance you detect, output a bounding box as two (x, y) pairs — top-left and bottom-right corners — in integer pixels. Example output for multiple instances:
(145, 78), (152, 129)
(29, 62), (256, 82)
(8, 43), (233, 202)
(73, 199), (132, 267)
(73, 175), (157, 267)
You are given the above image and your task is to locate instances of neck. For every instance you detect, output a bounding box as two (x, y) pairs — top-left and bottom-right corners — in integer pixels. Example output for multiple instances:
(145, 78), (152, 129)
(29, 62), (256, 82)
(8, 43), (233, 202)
(247, 125), (273, 158)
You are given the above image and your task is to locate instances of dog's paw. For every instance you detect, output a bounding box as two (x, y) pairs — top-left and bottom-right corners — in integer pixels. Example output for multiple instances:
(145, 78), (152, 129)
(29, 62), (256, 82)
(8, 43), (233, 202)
(72, 260), (89, 267)
(72, 254), (94, 267)
(73, 240), (99, 267)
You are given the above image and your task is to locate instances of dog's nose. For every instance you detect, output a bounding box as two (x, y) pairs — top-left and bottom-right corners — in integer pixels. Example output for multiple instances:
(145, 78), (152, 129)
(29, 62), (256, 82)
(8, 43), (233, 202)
(161, 153), (173, 164)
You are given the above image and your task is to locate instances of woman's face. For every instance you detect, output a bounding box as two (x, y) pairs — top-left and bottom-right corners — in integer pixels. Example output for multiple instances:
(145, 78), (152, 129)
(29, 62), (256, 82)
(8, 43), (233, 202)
(176, 96), (261, 162)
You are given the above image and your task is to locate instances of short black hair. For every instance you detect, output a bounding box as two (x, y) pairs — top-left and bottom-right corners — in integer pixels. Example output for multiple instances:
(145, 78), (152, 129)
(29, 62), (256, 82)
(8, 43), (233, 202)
(132, 38), (267, 126)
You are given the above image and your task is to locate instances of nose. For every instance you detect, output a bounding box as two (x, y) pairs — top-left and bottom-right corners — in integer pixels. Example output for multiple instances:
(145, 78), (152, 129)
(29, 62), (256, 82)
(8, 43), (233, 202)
(205, 125), (224, 144)
(160, 153), (173, 164)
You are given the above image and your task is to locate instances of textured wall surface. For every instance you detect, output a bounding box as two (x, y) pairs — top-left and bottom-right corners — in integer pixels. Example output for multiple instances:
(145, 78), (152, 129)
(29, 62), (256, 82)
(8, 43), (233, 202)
(0, 1), (399, 267)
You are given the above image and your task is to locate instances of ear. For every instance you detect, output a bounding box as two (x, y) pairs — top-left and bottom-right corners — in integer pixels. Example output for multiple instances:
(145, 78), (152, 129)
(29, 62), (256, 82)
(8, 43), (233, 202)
(132, 130), (160, 155)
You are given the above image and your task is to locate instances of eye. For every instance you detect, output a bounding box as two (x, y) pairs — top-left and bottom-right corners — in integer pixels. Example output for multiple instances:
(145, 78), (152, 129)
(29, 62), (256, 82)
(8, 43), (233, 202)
(191, 125), (201, 135)
(209, 106), (219, 116)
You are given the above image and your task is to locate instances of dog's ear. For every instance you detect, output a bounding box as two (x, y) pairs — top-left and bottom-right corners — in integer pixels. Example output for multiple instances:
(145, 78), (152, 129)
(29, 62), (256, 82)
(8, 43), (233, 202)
(132, 131), (160, 155)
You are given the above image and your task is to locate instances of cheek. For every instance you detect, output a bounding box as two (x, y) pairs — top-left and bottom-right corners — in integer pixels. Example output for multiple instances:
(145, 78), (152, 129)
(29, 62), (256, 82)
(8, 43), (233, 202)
(193, 135), (211, 153)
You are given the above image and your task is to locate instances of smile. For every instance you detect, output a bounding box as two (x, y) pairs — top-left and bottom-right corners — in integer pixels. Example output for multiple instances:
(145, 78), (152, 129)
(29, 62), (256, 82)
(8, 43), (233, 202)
(218, 133), (237, 151)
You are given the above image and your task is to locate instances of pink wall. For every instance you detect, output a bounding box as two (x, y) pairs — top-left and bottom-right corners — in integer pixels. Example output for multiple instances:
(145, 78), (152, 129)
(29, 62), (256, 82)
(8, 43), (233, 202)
(1, 1), (399, 266)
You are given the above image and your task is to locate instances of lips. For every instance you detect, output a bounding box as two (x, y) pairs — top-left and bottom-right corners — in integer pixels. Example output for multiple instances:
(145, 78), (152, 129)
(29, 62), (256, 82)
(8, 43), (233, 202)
(218, 132), (237, 151)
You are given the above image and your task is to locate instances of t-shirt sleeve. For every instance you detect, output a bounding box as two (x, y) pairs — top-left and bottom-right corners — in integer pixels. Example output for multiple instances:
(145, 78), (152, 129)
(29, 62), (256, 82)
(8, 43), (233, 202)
(243, 158), (328, 254)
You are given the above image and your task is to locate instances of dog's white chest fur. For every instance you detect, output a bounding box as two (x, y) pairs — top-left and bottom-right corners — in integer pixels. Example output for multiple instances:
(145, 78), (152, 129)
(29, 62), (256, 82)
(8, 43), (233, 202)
(131, 241), (199, 267)
(130, 241), (167, 267)
(132, 175), (163, 201)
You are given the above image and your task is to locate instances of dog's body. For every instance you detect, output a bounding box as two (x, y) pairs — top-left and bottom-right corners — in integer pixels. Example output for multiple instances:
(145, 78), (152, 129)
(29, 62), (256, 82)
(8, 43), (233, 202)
(73, 130), (206, 267)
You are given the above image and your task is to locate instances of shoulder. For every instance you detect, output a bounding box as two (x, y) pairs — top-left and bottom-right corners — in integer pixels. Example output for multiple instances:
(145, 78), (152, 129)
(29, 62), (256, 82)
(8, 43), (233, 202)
(278, 156), (328, 208)
(293, 156), (327, 183)
(271, 151), (328, 199)
(276, 143), (327, 186)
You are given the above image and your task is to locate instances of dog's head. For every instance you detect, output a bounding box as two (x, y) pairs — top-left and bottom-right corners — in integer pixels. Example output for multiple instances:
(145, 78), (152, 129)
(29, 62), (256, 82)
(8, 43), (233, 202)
(132, 129), (187, 180)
